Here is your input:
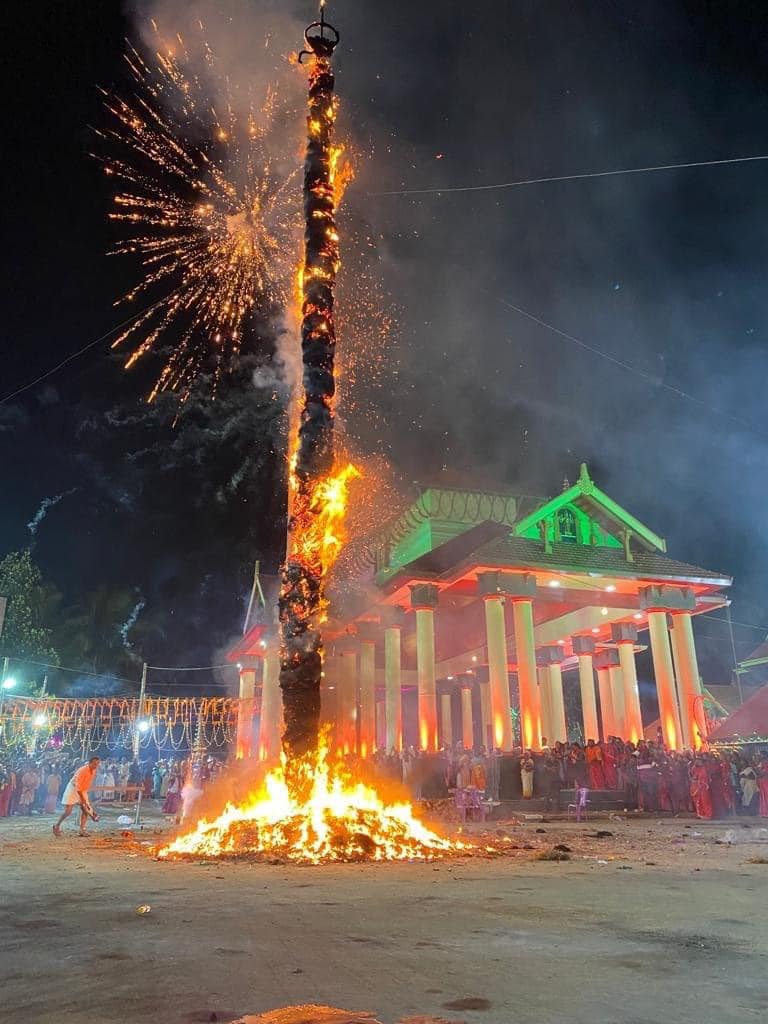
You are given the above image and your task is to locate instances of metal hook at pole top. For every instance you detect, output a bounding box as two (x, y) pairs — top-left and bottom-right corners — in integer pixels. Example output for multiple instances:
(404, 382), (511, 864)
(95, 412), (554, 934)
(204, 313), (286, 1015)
(298, 0), (340, 63)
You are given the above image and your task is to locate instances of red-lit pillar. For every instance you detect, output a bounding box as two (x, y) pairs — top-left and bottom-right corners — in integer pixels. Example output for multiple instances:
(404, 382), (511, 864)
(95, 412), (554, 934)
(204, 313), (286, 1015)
(478, 679), (492, 750)
(258, 648), (282, 763)
(507, 576), (541, 750)
(381, 606), (404, 751)
(358, 629), (377, 758)
(669, 611), (704, 749)
(236, 663), (258, 759)
(337, 642), (358, 756)
(410, 584), (439, 752)
(478, 573), (518, 751)
(537, 665), (552, 746)
(641, 587), (695, 749)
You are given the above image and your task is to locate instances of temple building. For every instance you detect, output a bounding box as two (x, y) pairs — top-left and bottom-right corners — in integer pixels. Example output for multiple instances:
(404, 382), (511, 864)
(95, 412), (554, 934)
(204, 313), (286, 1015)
(231, 464), (732, 758)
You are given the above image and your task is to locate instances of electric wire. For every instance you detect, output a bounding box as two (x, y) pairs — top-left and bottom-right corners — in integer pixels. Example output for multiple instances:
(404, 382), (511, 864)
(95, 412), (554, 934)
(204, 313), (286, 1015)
(369, 153), (768, 198)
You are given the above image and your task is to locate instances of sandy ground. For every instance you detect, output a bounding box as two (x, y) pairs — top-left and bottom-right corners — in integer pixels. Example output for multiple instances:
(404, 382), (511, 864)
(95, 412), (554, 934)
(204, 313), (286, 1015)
(2, 806), (768, 1024)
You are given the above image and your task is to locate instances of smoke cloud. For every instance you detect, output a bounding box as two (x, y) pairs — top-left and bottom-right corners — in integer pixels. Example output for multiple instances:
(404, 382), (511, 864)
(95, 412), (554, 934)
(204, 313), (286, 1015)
(27, 489), (76, 539)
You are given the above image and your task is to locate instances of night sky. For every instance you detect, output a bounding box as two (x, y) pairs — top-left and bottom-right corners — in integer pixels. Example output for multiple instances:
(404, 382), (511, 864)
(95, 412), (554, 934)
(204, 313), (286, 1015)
(2, 1), (768, 690)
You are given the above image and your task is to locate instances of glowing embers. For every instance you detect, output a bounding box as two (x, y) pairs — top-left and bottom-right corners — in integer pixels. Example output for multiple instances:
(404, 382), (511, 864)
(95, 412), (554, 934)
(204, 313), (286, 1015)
(157, 739), (467, 864)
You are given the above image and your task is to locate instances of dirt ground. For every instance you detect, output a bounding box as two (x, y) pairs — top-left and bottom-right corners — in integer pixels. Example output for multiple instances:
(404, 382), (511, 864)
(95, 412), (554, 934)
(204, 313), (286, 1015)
(2, 806), (768, 1024)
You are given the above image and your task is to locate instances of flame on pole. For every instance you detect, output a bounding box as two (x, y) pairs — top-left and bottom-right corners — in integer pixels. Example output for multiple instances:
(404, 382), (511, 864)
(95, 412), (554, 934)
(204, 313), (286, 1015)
(278, 6), (349, 766)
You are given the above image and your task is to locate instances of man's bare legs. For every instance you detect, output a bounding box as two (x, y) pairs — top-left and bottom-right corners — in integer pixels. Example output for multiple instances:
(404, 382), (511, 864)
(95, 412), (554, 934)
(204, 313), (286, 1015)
(53, 803), (89, 836)
(53, 804), (74, 835)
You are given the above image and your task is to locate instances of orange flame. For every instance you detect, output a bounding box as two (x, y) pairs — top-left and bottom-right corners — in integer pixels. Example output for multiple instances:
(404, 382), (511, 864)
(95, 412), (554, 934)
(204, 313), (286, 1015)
(157, 737), (468, 863)
(289, 462), (361, 588)
(329, 144), (355, 206)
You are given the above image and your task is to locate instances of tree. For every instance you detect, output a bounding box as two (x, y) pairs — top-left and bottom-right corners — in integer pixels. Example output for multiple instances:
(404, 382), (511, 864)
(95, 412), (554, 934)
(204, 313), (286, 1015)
(0, 549), (59, 664)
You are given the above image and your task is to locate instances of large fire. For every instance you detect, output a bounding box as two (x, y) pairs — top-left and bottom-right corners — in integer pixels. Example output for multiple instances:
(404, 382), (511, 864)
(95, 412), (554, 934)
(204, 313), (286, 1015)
(157, 740), (469, 864)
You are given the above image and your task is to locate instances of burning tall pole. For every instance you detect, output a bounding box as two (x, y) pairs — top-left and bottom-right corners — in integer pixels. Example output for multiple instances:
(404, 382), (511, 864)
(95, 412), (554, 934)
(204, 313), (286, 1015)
(279, 6), (355, 763)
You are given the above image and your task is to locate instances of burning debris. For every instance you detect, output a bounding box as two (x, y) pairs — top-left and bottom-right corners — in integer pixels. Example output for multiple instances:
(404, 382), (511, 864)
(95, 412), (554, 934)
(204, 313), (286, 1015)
(157, 739), (469, 864)
(279, 9), (356, 766)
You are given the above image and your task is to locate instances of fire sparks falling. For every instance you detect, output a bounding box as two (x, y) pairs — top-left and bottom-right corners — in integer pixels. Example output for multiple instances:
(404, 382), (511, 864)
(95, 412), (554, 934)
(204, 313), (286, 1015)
(157, 739), (468, 864)
(95, 24), (300, 399)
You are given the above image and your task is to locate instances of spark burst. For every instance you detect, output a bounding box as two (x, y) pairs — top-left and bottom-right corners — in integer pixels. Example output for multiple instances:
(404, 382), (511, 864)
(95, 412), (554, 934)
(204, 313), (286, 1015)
(95, 24), (300, 399)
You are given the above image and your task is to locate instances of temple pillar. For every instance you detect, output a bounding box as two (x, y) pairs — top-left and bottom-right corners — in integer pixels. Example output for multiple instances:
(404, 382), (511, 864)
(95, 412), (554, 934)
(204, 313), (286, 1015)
(612, 624), (643, 744)
(440, 691), (453, 749)
(478, 679), (492, 750)
(548, 662), (568, 744)
(646, 612), (682, 749)
(383, 611), (403, 751)
(609, 664), (626, 738)
(670, 611), (704, 749)
(538, 646), (566, 744)
(320, 649), (339, 740)
(375, 700), (386, 751)
(641, 587), (694, 749)
(410, 584), (439, 752)
(338, 645), (358, 756)
(596, 668), (613, 739)
(572, 636), (599, 742)
(258, 650), (282, 763)
(593, 648), (616, 741)
(236, 666), (257, 759)
(484, 595), (513, 751)
(537, 666), (552, 747)
(358, 633), (377, 758)
(460, 679), (474, 750)
(510, 592), (540, 749)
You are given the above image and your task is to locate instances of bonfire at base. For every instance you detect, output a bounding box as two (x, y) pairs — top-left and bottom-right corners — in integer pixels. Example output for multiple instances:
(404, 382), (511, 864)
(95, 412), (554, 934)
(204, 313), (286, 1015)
(157, 741), (470, 864)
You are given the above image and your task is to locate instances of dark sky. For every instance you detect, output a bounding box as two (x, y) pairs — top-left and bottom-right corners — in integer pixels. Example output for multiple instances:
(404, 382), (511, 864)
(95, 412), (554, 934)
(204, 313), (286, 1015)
(2, 1), (768, 685)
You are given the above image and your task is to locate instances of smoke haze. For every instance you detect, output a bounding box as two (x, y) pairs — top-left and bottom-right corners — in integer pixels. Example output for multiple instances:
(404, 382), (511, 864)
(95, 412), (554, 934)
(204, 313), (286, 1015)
(2, 2), (768, 685)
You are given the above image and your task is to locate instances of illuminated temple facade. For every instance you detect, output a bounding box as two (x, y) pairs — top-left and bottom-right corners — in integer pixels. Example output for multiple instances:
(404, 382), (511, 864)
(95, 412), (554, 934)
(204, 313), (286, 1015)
(231, 464), (731, 758)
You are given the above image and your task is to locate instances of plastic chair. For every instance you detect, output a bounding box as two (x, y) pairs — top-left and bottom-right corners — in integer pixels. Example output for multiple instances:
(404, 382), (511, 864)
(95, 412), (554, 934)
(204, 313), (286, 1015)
(568, 786), (590, 822)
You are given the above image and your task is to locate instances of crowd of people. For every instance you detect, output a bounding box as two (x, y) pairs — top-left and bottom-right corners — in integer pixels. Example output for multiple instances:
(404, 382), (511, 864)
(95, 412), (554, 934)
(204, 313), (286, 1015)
(369, 736), (768, 820)
(2, 737), (768, 824)
(0, 752), (226, 820)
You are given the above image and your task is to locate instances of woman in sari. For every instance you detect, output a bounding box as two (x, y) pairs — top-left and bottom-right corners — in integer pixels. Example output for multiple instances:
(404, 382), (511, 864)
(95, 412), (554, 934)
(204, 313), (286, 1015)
(44, 769), (61, 813)
(689, 758), (713, 819)
(162, 771), (182, 816)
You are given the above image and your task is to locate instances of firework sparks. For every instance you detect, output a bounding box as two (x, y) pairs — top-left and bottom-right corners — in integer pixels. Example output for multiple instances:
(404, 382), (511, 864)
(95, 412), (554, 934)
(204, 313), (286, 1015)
(95, 26), (300, 399)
